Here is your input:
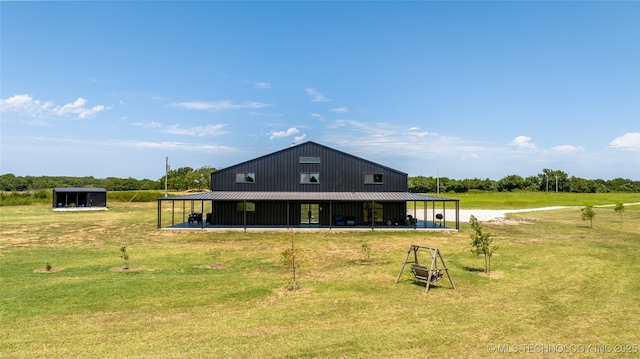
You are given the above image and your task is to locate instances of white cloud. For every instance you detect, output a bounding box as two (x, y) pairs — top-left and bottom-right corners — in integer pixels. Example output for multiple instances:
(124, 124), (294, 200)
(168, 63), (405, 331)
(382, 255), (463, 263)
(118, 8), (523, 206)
(325, 119), (491, 160)
(1, 94), (109, 120)
(609, 132), (640, 150)
(54, 98), (110, 119)
(0, 94), (53, 117)
(294, 134), (307, 143)
(113, 140), (232, 152)
(269, 127), (300, 140)
(13, 135), (235, 153)
(310, 113), (325, 121)
(408, 131), (431, 138)
(304, 88), (330, 102)
(331, 106), (348, 113)
(163, 124), (227, 137)
(408, 126), (432, 138)
(132, 121), (163, 128)
(552, 144), (584, 152)
(132, 121), (227, 136)
(255, 81), (271, 89)
(171, 100), (271, 111)
(510, 135), (536, 149)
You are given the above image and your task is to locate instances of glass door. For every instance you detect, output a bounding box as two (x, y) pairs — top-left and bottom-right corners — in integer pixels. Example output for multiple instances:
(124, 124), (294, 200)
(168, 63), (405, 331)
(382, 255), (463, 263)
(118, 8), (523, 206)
(300, 203), (320, 224)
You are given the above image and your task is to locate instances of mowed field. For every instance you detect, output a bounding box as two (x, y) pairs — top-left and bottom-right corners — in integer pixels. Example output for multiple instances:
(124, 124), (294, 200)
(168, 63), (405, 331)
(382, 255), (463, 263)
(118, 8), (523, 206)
(1, 193), (639, 358)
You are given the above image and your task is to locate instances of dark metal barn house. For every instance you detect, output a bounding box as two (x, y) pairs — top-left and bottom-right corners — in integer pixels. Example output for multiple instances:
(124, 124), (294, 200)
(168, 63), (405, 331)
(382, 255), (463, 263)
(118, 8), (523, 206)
(157, 141), (459, 230)
(53, 188), (107, 210)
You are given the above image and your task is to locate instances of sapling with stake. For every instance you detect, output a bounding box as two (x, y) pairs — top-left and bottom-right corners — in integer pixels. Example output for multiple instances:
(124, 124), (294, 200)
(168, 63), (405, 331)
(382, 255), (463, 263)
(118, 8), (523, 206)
(361, 242), (371, 263)
(120, 246), (130, 269)
(281, 234), (300, 290)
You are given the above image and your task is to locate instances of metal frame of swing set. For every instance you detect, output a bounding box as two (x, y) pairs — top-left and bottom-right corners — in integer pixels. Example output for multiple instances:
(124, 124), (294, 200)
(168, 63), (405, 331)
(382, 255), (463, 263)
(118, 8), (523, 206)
(395, 244), (455, 292)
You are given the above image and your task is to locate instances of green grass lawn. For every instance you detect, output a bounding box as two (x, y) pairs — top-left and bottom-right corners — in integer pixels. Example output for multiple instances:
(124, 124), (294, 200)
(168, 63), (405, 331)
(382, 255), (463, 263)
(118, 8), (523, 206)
(1, 198), (639, 358)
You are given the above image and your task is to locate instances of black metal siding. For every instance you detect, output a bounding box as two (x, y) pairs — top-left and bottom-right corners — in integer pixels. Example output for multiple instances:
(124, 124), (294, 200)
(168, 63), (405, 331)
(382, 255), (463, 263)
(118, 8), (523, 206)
(210, 142), (407, 192)
(52, 189), (107, 208)
(209, 200), (407, 226)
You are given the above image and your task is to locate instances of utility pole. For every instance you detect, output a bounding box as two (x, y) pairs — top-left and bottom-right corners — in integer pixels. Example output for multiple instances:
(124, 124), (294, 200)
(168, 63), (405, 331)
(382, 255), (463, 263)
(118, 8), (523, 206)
(165, 157), (169, 198)
(437, 169), (440, 194)
(555, 176), (558, 193)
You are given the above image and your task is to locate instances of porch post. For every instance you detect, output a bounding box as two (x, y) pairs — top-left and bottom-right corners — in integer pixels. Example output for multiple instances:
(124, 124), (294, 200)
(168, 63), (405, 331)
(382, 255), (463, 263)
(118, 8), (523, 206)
(201, 200), (204, 229)
(243, 200), (247, 232)
(424, 200), (427, 228)
(371, 200), (375, 231)
(329, 201), (333, 229)
(456, 200), (460, 230)
(432, 201), (435, 225)
(171, 200), (175, 226)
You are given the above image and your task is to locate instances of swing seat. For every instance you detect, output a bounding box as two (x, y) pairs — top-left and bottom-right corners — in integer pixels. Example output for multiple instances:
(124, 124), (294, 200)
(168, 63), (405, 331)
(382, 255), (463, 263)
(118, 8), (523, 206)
(396, 244), (455, 293)
(410, 264), (442, 282)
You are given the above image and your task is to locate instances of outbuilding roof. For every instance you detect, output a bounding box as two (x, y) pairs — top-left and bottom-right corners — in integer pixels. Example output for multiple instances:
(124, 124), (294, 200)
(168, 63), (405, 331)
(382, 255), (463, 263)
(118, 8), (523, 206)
(53, 188), (107, 193)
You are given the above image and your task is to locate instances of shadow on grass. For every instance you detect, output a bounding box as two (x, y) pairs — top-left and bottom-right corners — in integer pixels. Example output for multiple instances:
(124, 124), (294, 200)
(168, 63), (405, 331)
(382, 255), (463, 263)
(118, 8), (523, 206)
(462, 265), (484, 273)
(409, 280), (450, 291)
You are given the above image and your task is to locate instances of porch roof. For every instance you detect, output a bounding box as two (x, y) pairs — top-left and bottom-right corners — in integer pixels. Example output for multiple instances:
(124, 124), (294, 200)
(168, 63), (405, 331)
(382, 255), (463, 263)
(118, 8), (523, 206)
(159, 191), (458, 202)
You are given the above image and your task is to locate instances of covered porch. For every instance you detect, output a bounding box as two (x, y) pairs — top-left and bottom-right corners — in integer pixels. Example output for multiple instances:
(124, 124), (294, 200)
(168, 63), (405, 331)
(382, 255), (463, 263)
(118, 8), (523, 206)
(157, 192), (460, 231)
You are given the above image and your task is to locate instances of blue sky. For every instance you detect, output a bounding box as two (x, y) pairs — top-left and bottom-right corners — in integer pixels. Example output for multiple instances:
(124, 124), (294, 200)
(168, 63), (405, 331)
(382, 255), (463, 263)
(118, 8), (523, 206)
(1, 1), (639, 181)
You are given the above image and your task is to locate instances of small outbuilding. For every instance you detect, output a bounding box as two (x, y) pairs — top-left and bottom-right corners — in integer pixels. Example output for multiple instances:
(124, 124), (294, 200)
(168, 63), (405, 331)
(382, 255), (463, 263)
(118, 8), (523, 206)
(52, 188), (107, 210)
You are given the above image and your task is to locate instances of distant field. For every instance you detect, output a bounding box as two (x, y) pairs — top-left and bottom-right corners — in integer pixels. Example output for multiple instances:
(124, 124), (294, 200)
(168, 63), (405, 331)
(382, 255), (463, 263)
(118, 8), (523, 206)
(439, 192), (640, 209)
(1, 196), (639, 358)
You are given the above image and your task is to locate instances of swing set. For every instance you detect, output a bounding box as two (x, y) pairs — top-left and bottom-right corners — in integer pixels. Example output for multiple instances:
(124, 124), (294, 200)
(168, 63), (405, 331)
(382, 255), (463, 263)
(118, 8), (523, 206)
(395, 244), (455, 292)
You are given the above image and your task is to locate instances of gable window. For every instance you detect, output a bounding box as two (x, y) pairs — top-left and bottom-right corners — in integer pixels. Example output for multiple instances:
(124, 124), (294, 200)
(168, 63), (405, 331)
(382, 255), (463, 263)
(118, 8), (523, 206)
(300, 173), (320, 184)
(236, 173), (255, 183)
(300, 156), (321, 164)
(364, 173), (383, 184)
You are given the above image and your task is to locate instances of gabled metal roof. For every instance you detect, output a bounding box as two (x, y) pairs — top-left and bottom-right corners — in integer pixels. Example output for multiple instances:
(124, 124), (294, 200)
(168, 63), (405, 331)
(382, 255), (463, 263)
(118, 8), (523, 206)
(53, 188), (107, 193)
(212, 141), (408, 178)
(160, 191), (458, 202)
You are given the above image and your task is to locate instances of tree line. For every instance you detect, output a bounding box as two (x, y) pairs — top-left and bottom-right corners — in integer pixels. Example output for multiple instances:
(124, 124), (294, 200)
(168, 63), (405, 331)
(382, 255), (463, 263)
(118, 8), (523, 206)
(0, 166), (215, 192)
(1, 167), (638, 193)
(408, 169), (639, 193)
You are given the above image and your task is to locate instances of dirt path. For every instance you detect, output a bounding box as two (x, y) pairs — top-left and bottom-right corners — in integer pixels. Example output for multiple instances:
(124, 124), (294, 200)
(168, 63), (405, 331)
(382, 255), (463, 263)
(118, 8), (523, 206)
(413, 202), (640, 222)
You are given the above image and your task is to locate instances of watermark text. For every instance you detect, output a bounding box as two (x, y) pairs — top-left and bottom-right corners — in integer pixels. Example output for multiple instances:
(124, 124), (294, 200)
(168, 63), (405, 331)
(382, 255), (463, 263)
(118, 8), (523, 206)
(487, 343), (638, 354)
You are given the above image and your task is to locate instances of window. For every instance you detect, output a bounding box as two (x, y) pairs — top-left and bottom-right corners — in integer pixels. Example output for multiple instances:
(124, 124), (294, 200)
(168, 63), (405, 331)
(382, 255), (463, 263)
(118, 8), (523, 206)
(300, 156), (321, 164)
(236, 202), (256, 212)
(364, 173), (383, 184)
(236, 173), (255, 183)
(300, 173), (320, 184)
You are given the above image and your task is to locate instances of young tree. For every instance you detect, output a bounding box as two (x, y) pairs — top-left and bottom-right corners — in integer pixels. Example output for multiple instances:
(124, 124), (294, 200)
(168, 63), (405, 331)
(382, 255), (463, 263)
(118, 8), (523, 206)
(281, 234), (301, 290)
(120, 246), (130, 269)
(581, 204), (596, 228)
(469, 215), (497, 276)
(614, 202), (625, 222)
(360, 242), (371, 263)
